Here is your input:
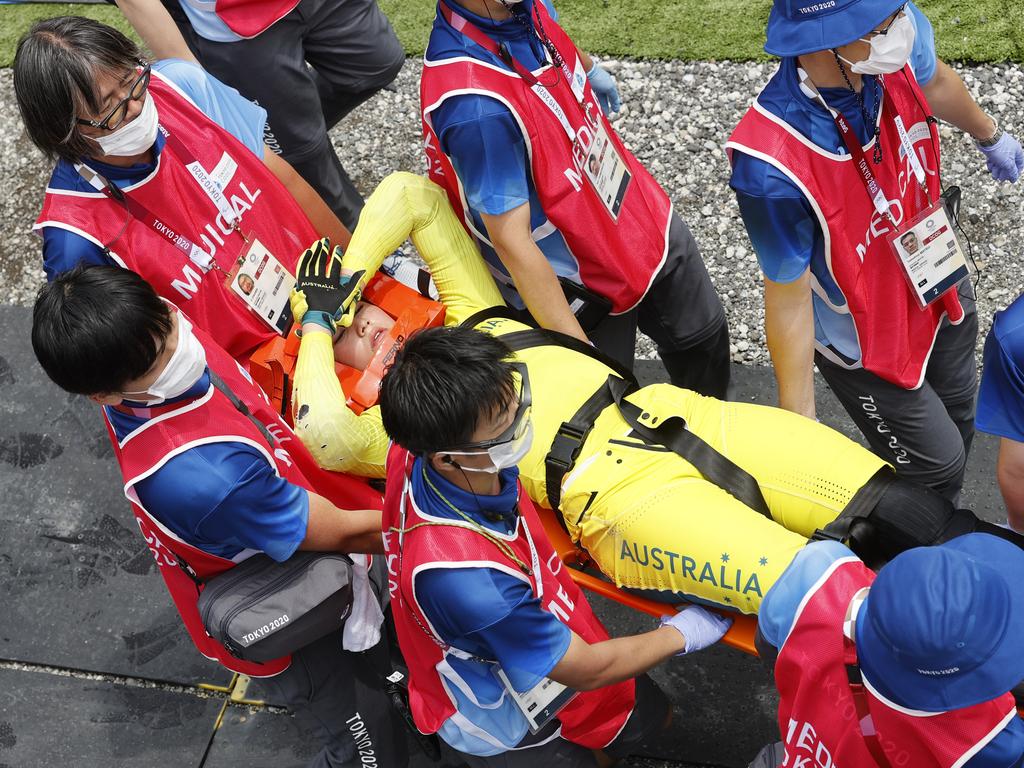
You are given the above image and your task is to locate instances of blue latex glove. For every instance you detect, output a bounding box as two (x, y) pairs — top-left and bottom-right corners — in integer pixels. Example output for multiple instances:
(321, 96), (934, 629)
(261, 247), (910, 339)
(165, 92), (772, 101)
(587, 62), (621, 115)
(660, 606), (733, 655)
(978, 131), (1024, 182)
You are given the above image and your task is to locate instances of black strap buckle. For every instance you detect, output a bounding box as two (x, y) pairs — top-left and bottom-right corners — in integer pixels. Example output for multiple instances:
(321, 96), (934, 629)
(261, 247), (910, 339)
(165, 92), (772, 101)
(547, 422), (588, 471)
(809, 525), (846, 544)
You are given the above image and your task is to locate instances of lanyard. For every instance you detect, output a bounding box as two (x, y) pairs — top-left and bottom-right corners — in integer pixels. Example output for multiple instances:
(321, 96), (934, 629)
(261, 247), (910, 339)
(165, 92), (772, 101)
(439, 3), (591, 144)
(75, 127), (245, 275)
(843, 588), (894, 768)
(799, 72), (934, 226)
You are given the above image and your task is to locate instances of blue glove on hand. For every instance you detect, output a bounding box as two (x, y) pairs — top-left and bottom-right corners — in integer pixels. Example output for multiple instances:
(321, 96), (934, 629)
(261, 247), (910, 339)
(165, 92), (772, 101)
(977, 131), (1024, 182)
(660, 606), (733, 655)
(587, 62), (621, 115)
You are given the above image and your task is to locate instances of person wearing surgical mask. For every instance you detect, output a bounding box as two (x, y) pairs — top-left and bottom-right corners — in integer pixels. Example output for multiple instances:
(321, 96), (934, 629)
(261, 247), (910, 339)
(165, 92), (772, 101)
(728, 0), (1022, 504)
(30, 264), (411, 768)
(374, 324), (731, 767)
(14, 16), (350, 362)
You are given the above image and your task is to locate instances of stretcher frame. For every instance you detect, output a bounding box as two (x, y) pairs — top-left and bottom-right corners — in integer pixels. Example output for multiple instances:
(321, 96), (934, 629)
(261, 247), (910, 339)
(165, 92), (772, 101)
(536, 505), (759, 656)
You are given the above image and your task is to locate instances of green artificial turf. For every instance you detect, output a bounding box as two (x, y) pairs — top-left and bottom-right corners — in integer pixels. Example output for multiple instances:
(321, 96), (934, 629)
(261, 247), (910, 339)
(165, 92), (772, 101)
(1, 0), (1021, 67)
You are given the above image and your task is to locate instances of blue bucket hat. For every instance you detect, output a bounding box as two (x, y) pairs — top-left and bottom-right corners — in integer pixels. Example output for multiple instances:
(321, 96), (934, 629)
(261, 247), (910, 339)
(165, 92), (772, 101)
(856, 533), (1024, 712)
(765, 0), (905, 57)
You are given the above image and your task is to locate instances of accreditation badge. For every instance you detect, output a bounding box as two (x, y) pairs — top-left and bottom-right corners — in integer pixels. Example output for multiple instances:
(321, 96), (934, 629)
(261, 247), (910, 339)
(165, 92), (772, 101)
(227, 236), (295, 335)
(495, 667), (577, 734)
(583, 120), (631, 220)
(887, 200), (969, 309)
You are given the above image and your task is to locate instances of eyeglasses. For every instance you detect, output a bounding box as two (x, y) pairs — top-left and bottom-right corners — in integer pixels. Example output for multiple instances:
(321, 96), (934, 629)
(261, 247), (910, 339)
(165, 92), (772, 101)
(445, 363), (532, 453)
(77, 63), (152, 132)
(866, 3), (908, 37)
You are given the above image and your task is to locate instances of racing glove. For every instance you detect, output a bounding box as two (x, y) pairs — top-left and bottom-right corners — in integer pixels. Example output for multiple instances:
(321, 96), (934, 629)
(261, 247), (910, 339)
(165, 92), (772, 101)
(587, 62), (621, 115)
(660, 606), (732, 655)
(290, 237), (366, 333)
(977, 129), (1024, 182)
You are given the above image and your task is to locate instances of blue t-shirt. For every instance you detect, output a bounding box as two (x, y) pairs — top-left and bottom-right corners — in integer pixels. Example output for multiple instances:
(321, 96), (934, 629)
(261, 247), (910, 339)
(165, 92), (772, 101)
(406, 458), (571, 756)
(426, 0), (583, 309)
(760, 541), (1024, 766)
(176, 0), (244, 43)
(40, 59), (268, 280)
(106, 370), (308, 562)
(729, 3), (936, 363)
(978, 294), (1024, 442)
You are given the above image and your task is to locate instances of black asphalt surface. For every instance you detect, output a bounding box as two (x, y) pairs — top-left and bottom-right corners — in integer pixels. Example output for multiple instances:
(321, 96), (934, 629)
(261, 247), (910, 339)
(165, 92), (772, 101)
(0, 304), (1006, 767)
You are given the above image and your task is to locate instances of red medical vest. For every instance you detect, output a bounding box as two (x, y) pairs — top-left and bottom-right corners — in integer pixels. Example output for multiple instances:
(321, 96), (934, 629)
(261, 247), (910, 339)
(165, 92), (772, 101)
(727, 66), (964, 389)
(775, 558), (1016, 767)
(35, 71), (318, 361)
(213, 0), (299, 38)
(421, 1), (671, 315)
(381, 444), (635, 749)
(104, 315), (382, 676)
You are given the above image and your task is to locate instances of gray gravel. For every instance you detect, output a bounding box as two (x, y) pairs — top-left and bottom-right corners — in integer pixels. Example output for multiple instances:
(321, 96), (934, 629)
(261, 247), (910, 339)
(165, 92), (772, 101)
(3, 58), (1023, 369)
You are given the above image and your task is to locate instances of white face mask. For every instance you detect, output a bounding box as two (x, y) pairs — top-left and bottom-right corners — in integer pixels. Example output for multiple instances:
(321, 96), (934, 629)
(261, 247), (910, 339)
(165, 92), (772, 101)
(839, 13), (916, 76)
(445, 420), (534, 474)
(92, 91), (159, 157)
(122, 314), (207, 403)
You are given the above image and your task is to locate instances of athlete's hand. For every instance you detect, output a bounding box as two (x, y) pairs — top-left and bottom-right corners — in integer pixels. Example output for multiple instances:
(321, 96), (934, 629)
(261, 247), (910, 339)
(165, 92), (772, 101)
(661, 606), (732, 655)
(977, 130), (1024, 182)
(291, 237), (365, 333)
(587, 62), (621, 115)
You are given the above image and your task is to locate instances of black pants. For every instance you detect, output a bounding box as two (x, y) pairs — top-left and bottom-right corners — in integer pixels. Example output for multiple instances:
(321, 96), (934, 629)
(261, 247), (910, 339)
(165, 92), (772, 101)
(172, 0), (405, 229)
(588, 213), (730, 398)
(254, 631), (410, 768)
(815, 283), (978, 503)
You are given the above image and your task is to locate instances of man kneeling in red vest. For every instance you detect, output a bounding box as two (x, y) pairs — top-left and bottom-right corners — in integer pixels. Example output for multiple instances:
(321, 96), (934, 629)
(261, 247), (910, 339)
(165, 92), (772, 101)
(751, 534), (1024, 767)
(376, 325), (733, 767)
(31, 265), (410, 768)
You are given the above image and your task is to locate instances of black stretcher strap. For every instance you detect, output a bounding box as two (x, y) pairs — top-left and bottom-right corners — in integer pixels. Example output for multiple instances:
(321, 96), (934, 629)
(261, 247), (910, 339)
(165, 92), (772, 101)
(810, 466), (897, 544)
(606, 376), (772, 520)
(466, 312), (774, 520)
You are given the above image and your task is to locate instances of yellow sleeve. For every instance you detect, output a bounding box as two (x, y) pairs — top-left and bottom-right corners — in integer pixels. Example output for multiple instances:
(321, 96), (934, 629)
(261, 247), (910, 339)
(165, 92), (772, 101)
(343, 171), (505, 324)
(290, 330), (388, 478)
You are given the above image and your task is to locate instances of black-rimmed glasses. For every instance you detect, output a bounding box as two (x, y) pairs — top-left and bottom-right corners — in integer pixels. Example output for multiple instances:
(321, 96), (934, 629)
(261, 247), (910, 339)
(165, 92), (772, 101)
(866, 3), (908, 37)
(77, 63), (152, 132)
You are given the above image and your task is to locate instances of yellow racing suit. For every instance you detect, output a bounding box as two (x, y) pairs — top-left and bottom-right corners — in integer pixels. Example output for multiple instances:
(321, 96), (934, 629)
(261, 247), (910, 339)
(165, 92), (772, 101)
(292, 172), (889, 613)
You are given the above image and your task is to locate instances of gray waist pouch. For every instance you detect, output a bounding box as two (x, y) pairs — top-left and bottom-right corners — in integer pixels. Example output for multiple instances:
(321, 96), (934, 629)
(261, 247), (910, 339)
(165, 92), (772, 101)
(196, 551), (354, 663)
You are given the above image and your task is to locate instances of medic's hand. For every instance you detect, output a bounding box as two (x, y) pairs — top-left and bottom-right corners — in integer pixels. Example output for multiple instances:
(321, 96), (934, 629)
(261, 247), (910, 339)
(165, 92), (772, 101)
(977, 131), (1024, 182)
(660, 606), (732, 655)
(291, 237), (366, 333)
(587, 62), (621, 116)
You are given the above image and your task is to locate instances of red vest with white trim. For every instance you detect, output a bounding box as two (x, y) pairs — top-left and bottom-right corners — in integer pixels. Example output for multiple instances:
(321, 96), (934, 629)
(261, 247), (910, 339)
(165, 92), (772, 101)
(35, 71), (318, 361)
(727, 67), (964, 389)
(775, 558), (1016, 767)
(105, 316), (382, 676)
(421, 1), (671, 315)
(212, 0), (299, 38)
(381, 444), (635, 749)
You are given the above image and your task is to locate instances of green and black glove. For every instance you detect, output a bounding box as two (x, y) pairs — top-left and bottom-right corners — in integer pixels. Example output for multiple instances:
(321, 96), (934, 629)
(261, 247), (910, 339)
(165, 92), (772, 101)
(290, 237), (366, 333)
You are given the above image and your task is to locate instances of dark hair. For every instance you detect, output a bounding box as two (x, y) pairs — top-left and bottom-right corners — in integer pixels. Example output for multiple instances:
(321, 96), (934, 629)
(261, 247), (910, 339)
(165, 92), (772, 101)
(379, 326), (518, 455)
(14, 16), (143, 162)
(32, 265), (172, 395)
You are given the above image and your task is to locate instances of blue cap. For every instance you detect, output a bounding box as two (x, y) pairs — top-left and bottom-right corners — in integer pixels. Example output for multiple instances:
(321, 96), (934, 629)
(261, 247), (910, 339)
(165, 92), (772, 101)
(856, 534), (1024, 712)
(765, 0), (904, 57)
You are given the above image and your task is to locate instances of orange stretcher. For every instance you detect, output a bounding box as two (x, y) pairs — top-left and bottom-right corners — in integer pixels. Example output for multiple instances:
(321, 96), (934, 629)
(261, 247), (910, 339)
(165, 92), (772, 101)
(536, 504), (759, 657)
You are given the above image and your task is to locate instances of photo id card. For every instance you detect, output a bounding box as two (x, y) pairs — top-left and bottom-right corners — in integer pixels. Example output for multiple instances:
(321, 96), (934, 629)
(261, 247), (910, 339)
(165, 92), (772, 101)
(887, 200), (969, 309)
(495, 668), (577, 734)
(227, 237), (295, 335)
(583, 120), (631, 220)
